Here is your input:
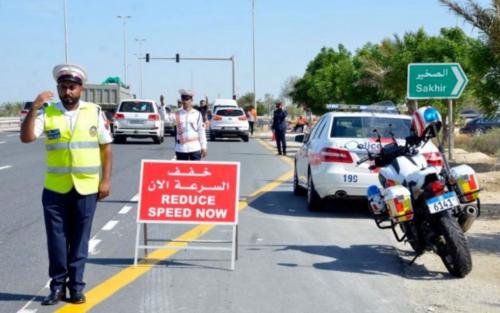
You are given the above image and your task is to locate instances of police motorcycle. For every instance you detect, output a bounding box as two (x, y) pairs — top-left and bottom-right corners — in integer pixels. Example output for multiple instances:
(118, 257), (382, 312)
(358, 106), (480, 278)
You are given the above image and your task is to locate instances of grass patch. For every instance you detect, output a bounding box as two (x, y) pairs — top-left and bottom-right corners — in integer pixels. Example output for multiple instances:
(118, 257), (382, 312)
(455, 129), (500, 156)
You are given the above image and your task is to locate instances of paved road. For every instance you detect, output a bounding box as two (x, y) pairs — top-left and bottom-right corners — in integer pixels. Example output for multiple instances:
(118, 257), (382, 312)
(0, 131), (413, 313)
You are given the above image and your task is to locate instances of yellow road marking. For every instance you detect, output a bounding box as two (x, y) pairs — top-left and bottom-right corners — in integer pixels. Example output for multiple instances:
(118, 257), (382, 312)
(55, 152), (293, 312)
(255, 138), (294, 166)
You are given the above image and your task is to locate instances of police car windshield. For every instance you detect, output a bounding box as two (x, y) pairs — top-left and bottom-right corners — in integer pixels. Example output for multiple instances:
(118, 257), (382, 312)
(216, 109), (244, 117)
(330, 116), (411, 139)
(120, 101), (154, 113)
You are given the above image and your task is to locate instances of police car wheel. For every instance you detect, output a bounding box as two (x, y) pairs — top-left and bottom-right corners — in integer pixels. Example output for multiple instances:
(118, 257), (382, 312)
(307, 173), (322, 211)
(153, 136), (161, 144)
(293, 164), (306, 196)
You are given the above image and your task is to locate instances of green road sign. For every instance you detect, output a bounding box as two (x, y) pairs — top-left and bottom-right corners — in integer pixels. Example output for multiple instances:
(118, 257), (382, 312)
(407, 63), (468, 100)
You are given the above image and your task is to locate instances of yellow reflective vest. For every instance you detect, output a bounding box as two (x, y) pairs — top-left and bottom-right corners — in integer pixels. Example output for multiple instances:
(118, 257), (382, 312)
(43, 102), (101, 195)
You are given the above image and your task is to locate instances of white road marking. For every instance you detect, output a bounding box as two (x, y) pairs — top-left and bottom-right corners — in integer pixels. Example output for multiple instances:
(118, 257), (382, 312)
(0, 165), (12, 171)
(119, 205), (132, 214)
(102, 220), (119, 231)
(6, 134), (17, 137)
(88, 239), (102, 255)
(131, 193), (139, 202)
(0, 141), (6, 144)
(16, 309), (37, 313)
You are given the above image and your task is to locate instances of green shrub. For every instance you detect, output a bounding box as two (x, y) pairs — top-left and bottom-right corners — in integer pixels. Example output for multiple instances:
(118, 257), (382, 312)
(456, 129), (500, 156)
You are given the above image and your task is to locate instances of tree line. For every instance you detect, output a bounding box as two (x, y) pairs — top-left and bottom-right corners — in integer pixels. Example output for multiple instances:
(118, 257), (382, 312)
(288, 0), (499, 115)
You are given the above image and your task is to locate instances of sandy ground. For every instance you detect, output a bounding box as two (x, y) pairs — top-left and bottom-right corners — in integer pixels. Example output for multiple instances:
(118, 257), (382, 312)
(452, 149), (500, 207)
(398, 218), (500, 313)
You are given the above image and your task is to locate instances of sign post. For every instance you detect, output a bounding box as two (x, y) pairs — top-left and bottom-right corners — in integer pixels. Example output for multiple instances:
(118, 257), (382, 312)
(134, 160), (240, 270)
(407, 63), (468, 160)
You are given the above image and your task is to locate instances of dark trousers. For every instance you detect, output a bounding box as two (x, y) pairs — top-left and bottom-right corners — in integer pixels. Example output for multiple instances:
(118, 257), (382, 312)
(248, 121), (255, 135)
(42, 188), (97, 292)
(293, 124), (304, 133)
(275, 130), (287, 155)
(176, 151), (202, 161)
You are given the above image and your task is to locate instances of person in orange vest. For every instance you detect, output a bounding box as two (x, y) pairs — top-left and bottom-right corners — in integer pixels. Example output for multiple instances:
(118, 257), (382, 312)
(246, 106), (257, 136)
(20, 64), (112, 305)
(174, 89), (208, 160)
(293, 115), (307, 133)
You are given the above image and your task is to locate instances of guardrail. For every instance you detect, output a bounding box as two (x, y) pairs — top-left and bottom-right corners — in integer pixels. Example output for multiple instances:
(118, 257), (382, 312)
(0, 117), (20, 130)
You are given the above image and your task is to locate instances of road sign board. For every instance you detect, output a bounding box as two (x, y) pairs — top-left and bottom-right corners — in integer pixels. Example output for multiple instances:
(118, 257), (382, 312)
(407, 63), (468, 99)
(138, 160), (240, 225)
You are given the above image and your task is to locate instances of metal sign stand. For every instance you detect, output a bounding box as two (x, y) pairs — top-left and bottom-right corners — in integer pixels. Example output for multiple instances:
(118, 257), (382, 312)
(133, 221), (238, 271)
(448, 99), (454, 161)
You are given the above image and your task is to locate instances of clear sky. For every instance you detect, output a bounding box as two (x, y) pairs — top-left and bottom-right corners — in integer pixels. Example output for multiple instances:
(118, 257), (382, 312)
(0, 0), (487, 105)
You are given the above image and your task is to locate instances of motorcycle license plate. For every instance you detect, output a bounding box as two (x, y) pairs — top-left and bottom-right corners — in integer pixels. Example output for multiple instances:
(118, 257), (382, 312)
(426, 192), (460, 214)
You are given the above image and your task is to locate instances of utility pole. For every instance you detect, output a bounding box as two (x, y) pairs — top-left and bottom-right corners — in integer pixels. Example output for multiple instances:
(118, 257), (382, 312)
(252, 0), (257, 114)
(117, 15), (132, 85)
(63, 0), (69, 63)
(134, 38), (146, 97)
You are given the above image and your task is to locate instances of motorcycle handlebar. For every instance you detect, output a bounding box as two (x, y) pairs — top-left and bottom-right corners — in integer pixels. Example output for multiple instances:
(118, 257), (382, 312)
(357, 158), (369, 165)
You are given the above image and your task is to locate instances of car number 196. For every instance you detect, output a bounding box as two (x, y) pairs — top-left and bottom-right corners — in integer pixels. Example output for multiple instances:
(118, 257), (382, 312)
(426, 192), (460, 214)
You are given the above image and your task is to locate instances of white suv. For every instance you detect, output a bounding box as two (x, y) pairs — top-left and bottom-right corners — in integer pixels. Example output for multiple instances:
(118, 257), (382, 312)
(293, 105), (442, 211)
(209, 107), (249, 142)
(113, 99), (165, 144)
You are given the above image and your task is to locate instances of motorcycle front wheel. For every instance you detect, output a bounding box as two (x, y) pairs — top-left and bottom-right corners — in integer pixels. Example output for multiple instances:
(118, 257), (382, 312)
(436, 212), (472, 278)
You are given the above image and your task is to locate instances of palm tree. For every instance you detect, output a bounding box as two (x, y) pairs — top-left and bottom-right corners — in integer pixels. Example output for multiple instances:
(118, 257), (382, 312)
(439, 0), (500, 56)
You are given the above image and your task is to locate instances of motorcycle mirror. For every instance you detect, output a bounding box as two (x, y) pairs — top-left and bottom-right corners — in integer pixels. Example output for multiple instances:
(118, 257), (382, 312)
(372, 129), (382, 143)
(388, 124), (397, 143)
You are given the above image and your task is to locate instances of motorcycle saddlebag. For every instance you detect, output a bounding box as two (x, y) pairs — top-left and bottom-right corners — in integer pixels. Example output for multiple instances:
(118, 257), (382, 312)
(450, 164), (479, 203)
(384, 186), (414, 223)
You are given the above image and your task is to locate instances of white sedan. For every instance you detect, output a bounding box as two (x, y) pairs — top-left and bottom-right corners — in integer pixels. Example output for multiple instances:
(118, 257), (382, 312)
(293, 105), (442, 211)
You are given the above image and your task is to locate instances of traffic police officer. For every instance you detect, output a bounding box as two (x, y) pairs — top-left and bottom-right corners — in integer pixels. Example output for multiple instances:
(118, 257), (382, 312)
(20, 64), (112, 305)
(272, 101), (288, 156)
(174, 89), (207, 160)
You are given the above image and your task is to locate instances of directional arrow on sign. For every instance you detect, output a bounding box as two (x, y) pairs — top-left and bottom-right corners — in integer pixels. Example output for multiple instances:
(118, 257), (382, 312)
(407, 63), (469, 100)
(450, 65), (466, 97)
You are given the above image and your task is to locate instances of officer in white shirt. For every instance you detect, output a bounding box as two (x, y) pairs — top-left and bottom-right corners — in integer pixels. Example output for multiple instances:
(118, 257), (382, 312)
(175, 89), (207, 160)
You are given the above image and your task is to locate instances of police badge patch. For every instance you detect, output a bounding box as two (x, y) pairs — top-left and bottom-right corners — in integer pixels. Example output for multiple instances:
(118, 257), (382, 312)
(89, 126), (98, 137)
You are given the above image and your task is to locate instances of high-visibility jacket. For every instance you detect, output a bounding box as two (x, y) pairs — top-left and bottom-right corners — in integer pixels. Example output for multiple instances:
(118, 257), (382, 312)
(43, 102), (101, 195)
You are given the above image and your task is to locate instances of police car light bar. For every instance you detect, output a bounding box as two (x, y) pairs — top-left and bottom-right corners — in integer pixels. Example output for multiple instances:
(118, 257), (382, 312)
(325, 103), (408, 114)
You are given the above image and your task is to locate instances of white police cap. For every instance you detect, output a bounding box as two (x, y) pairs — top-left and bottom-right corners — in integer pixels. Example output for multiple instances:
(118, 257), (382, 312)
(53, 64), (87, 84)
(179, 89), (194, 97)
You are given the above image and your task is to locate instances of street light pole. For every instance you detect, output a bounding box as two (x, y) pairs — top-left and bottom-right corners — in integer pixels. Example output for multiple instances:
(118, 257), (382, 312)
(231, 56), (236, 98)
(117, 15), (132, 85)
(63, 0), (69, 63)
(134, 38), (146, 98)
(252, 0), (257, 114)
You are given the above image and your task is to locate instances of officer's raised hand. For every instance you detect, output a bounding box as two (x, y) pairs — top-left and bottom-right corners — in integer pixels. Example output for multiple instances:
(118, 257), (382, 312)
(33, 91), (54, 110)
(20, 91), (54, 143)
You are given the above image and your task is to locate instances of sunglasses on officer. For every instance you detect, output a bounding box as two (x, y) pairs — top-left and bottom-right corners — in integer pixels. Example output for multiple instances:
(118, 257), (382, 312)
(181, 95), (192, 101)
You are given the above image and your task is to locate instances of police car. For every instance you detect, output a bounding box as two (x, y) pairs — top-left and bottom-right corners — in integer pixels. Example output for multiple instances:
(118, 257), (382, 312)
(293, 104), (442, 211)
